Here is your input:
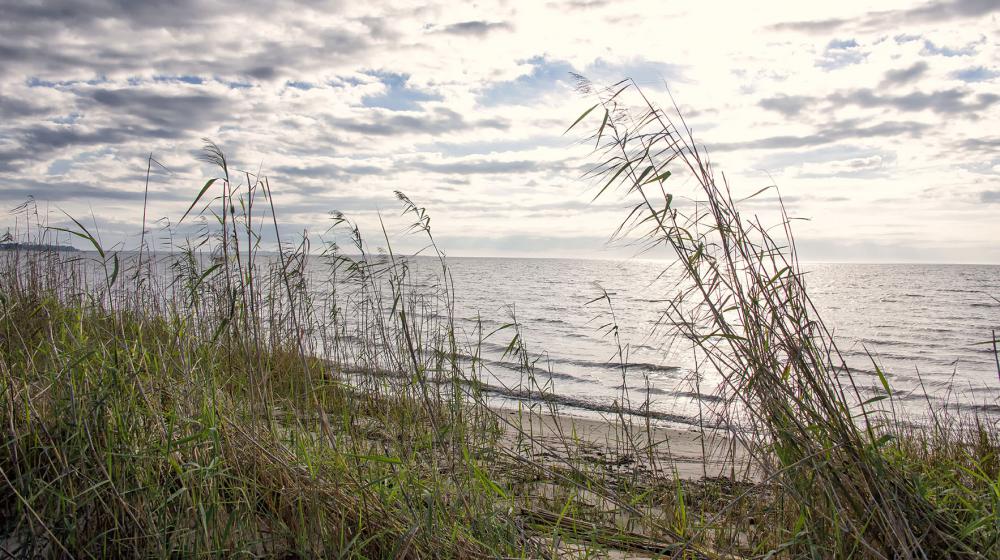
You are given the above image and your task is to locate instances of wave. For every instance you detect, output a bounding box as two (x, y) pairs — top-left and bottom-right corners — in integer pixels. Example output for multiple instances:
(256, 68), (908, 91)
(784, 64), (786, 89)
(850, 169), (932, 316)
(550, 356), (682, 374)
(481, 384), (718, 428)
(529, 317), (573, 327)
(613, 385), (673, 395)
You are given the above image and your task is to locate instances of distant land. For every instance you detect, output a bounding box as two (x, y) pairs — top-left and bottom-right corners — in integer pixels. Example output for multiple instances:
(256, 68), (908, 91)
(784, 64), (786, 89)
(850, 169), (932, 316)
(0, 242), (79, 252)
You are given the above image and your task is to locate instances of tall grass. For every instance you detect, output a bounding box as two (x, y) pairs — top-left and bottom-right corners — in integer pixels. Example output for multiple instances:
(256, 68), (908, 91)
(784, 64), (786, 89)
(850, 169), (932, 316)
(569, 76), (999, 558)
(0, 86), (996, 559)
(0, 174), (529, 557)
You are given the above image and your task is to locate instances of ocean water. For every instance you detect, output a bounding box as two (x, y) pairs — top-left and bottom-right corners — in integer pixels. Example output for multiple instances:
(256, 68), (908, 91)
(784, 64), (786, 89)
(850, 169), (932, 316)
(54, 251), (1000, 426)
(432, 258), (1000, 424)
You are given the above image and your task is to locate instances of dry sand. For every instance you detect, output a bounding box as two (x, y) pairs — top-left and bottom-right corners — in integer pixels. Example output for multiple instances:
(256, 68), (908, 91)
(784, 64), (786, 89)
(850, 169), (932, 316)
(494, 406), (749, 480)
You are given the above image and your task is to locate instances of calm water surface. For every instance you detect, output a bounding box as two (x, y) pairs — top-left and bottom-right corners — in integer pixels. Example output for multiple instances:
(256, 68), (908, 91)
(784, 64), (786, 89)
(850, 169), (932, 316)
(436, 258), (1000, 424)
(69, 252), (1000, 426)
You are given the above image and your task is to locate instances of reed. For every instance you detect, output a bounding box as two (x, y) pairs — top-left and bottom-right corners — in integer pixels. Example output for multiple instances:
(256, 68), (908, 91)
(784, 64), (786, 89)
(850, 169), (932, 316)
(569, 76), (999, 558)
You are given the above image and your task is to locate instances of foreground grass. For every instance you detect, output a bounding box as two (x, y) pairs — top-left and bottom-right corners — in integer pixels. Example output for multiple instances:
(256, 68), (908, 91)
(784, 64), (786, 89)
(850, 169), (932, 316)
(0, 292), (519, 557)
(2, 84), (998, 558)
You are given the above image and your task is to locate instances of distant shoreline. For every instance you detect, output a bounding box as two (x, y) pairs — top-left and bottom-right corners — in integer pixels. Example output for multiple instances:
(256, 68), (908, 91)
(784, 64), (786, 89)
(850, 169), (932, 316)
(0, 242), (79, 252)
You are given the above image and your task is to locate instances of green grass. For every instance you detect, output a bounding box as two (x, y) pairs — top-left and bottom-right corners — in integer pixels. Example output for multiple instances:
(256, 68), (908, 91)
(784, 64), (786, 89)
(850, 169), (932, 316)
(1, 88), (997, 558)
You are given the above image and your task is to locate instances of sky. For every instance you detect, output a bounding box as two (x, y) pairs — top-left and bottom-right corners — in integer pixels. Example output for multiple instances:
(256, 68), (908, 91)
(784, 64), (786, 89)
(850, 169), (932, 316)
(1, 0), (998, 263)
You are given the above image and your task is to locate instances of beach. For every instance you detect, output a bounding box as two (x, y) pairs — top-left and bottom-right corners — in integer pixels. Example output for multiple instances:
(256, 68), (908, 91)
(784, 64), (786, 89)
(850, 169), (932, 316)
(495, 406), (748, 481)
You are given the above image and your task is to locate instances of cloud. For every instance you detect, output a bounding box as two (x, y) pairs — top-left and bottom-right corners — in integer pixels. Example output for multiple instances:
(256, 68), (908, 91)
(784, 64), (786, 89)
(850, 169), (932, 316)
(980, 190), (1000, 203)
(921, 39), (979, 57)
(417, 135), (565, 158)
(0, 177), (188, 204)
(758, 86), (999, 126)
(478, 55), (683, 107)
(770, 18), (847, 33)
(87, 88), (226, 128)
(830, 88), (998, 115)
(817, 38), (868, 69)
(437, 21), (512, 36)
(0, 83), (230, 171)
(957, 137), (1000, 154)
(584, 57), (685, 88)
(793, 236), (1000, 264)
(0, 96), (52, 119)
(753, 145), (895, 173)
(434, 232), (612, 257)
(951, 66), (999, 82)
(881, 61), (929, 86)
(478, 57), (577, 106)
(901, 0), (1000, 24)
(796, 154), (892, 179)
(770, 0), (1000, 33)
(710, 120), (930, 152)
(361, 72), (443, 111)
(547, 0), (610, 9)
(409, 158), (565, 175)
(262, 193), (401, 215)
(0, 2), (373, 82)
(758, 95), (816, 117)
(273, 162), (383, 179)
(827, 39), (859, 49)
(326, 107), (508, 136)
(0, 0), (265, 30)
(8, 123), (185, 169)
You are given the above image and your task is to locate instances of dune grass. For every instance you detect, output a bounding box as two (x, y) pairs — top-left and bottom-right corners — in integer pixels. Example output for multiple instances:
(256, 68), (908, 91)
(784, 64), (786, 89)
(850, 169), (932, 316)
(568, 77), (999, 558)
(1, 84), (998, 558)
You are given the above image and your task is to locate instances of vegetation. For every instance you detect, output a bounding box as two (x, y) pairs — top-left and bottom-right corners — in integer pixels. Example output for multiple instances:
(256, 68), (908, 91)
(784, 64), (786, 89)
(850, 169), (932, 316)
(1, 83), (997, 558)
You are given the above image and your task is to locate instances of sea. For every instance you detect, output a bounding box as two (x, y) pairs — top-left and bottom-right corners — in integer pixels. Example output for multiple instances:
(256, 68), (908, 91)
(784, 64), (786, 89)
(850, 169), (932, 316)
(432, 258), (1000, 426)
(55, 251), (1000, 427)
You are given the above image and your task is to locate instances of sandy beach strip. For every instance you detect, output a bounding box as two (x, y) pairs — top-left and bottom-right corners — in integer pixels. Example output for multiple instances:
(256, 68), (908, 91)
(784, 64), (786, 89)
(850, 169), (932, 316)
(493, 405), (750, 480)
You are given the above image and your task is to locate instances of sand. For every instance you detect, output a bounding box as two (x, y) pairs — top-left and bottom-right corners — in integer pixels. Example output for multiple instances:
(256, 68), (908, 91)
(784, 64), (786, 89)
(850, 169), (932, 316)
(494, 406), (749, 480)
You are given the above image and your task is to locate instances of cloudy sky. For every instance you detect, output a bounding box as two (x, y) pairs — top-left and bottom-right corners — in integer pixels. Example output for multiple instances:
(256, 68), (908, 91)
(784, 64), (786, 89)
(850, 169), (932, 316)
(1, 0), (998, 262)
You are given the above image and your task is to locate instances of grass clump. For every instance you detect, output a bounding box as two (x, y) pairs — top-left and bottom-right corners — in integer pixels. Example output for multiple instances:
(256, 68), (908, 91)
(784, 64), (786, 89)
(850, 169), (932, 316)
(569, 76), (999, 558)
(0, 163), (532, 558)
(0, 260), (523, 558)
